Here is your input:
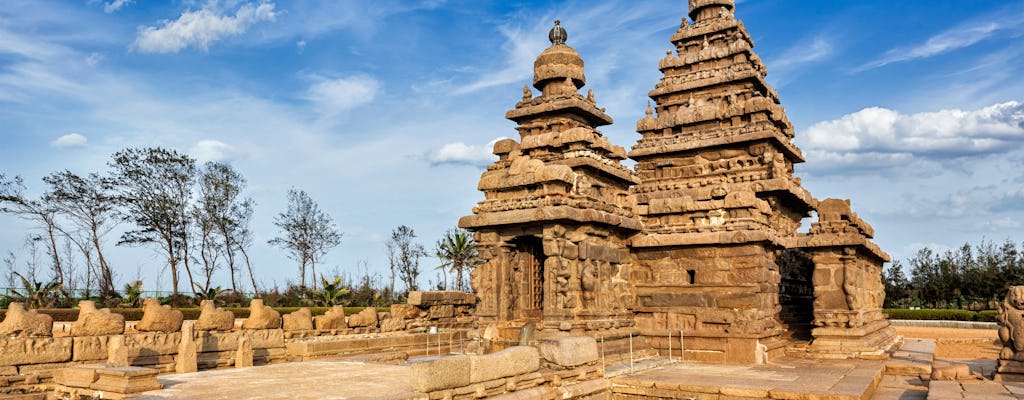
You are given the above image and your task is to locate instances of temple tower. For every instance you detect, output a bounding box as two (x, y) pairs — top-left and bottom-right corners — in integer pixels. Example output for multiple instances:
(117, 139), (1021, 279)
(460, 21), (642, 336)
(627, 0), (816, 363)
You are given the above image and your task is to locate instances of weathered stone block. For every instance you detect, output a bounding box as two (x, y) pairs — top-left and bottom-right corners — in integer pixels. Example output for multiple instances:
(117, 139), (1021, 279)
(90, 366), (162, 394)
(380, 318), (406, 332)
(410, 355), (472, 392)
(0, 337), (72, 366)
(347, 307), (378, 328)
(469, 346), (540, 383)
(407, 291), (475, 306)
(538, 336), (597, 367)
(195, 329), (283, 352)
(54, 364), (105, 388)
(429, 305), (455, 319)
(72, 336), (110, 361)
(389, 304), (421, 319)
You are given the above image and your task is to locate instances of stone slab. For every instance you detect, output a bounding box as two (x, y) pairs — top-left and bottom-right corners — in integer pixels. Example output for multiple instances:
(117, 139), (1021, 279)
(195, 329), (284, 352)
(0, 337), (72, 366)
(407, 291), (476, 307)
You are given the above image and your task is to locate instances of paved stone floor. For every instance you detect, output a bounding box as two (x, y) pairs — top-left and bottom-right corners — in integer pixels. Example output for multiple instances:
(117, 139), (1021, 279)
(610, 357), (884, 399)
(130, 360), (421, 400)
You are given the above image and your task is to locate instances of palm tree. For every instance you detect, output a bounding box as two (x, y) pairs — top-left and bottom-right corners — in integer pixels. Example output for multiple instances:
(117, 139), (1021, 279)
(5, 271), (62, 309)
(434, 229), (481, 292)
(317, 275), (349, 306)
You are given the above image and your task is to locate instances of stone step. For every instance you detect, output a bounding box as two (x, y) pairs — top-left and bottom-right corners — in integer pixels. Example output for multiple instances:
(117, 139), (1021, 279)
(886, 339), (935, 376)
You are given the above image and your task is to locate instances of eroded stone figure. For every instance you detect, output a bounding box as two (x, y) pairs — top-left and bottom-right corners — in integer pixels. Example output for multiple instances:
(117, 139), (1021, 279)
(136, 298), (184, 333)
(999, 286), (1024, 361)
(0, 302), (53, 337)
(71, 300), (125, 336)
(242, 299), (281, 330)
(195, 300), (234, 331)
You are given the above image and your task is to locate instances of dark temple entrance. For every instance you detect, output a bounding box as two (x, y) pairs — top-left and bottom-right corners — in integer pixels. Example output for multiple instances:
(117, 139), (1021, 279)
(509, 236), (545, 321)
(777, 249), (815, 341)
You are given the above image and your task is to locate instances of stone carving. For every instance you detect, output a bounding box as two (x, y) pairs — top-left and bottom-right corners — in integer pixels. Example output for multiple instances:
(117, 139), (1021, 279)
(0, 302), (53, 338)
(235, 335), (253, 368)
(71, 300), (125, 336)
(176, 321), (198, 373)
(136, 298), (183, 333)
(379, 318), (406, 332)
(314, 306), (347, 330)
(282, 307), (313, 332)
(347, 307), (379, 328)
(195, 300), (234, 332)
(241, 299), (281, 330)
(999, 286), (1024, 361)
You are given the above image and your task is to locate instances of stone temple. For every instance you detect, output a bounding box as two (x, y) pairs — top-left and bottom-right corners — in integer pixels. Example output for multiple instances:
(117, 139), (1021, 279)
(460, 0), (899, 364)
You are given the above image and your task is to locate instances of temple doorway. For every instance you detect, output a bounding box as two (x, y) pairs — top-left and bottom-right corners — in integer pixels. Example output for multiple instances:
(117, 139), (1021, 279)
(777, 249), (815, 341)
(508, 236), (545, 321)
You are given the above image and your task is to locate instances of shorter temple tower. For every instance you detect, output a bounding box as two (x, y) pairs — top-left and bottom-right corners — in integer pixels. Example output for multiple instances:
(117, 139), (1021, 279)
(459, 21), (642, 337)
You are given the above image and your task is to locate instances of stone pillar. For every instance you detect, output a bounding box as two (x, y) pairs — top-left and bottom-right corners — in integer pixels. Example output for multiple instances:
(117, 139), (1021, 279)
(236, 334), (254, 368)
(175, 321), (198, 373)
(995, 286), (1024, 382)
(107, 335), (130, 367)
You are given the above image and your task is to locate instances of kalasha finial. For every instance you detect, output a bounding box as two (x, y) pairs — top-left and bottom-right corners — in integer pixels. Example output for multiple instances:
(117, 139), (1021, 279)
(549, 20), (567, 45)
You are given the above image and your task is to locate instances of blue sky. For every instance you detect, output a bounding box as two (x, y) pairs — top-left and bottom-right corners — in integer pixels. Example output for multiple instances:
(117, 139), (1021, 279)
(1, 0), (1023, 293)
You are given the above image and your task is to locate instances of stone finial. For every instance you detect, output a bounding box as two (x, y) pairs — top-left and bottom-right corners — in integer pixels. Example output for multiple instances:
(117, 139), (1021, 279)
(688, 0), (735, 22)
(645, 101), (653, 117)
(522, 85), (532, 101)
(548, 20), (567, 45)
(0, 302), (53, 337)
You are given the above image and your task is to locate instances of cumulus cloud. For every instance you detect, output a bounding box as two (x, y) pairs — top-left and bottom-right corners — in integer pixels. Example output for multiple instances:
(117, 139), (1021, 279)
(134, 2), (277, 54)
(103, 0), (133, 14)
(50, 133), (87, 148)
(430, 137), (507, 166)
(803, 101), (1024, 168)
(304, 75), (380, 115)
(190, 139), (239, 163)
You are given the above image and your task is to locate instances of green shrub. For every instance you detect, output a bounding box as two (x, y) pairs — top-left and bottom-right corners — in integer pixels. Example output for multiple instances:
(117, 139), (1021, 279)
(884, 308), (978, 321)
(976, 310), (999, 322)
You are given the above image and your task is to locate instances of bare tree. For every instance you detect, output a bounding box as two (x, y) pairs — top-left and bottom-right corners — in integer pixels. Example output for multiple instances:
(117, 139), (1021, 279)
(109, 148), (197, 300)
(42, 171), (119, 298)
(0, 174), (66, 285)
(269, 189), (341, 289)
(386, 225), (425, 295)
(193, 162), (254, 293)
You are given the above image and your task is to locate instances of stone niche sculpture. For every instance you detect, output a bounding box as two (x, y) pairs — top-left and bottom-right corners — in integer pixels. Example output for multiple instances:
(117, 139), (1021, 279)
(136, 298), (184, 333)
(242, 299), (281, 330)
(315, 306), (347, 330)
(282, 307), (313, 332)
(71, 300), (125, 336)
(0, 302), (53, 337)
(195, 300), (235, 331)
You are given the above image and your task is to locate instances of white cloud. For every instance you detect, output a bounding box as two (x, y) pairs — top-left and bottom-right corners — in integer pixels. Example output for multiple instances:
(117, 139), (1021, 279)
(190, 139), (239, 163)
(134, 2), (277, 54)
(855, 19), (1013, 72)
(50, 133), (88, 148)
(804, 101), (1024, 163)
(430, 137), (508, 166)
(104, 0), (133, 14)
(85, 52), (103, 66)
(304, 75), (380, 115)
(296, 40), (306, 54)
(770, 36), (834, 69)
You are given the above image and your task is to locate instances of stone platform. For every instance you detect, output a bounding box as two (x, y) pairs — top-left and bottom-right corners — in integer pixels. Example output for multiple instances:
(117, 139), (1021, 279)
(610, 357), (885, 400)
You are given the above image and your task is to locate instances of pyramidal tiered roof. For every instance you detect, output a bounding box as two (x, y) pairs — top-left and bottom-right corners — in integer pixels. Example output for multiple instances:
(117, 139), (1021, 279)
(460, 21), (640, 231)
(630, 0), (815, 247)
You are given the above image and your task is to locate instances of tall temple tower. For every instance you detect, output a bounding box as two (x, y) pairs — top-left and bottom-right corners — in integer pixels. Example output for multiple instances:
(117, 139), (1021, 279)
(459, 21), (642, 335)
(627, 0), (814, 363)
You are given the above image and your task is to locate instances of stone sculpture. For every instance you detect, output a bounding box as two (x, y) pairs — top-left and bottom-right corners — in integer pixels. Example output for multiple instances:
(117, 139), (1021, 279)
(71, 300), (125, 336)
(314, 306), (346, 330)
(347, 307), (379, 328)
(195, 300), (234, 331)
(999, 286), (1024, 361)
(136, 298), (184, 333)
(282, 307), (313, 331)
(0, 302), (53, 337)
(241, 299), (281, 330)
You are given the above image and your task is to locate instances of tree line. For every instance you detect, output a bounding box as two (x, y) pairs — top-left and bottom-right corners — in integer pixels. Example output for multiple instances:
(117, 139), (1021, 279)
(2, 147), (482, 308)
(883, 239), (1024, 309)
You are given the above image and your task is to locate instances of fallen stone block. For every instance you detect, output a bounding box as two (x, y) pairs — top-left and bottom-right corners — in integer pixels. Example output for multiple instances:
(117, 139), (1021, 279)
(538, 336), (598, 367)
(469, 346), (540, 383)
(410, 355), (471, 393)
